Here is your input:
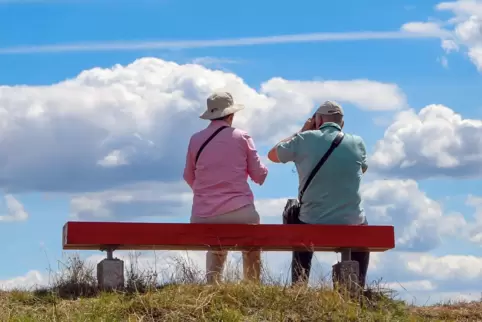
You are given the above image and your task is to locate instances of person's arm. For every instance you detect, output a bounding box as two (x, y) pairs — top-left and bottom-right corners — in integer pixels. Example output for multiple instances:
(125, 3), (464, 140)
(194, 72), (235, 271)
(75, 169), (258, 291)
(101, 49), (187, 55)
(267, 133), (300, 163)
(243, 133), (268, 185)
(268, 117), (314, 163)
(183, 138), (195, 189)
(358, 137), (368, 174)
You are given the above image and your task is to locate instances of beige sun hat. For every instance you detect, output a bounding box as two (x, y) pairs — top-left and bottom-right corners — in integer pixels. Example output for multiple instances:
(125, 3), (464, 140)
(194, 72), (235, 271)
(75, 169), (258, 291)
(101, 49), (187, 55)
(199, 92), (245, 120)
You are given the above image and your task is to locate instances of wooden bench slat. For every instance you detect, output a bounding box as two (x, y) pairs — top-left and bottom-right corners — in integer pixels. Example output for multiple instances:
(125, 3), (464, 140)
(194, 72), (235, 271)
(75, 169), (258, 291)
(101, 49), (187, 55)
(63, 222), (395, 252)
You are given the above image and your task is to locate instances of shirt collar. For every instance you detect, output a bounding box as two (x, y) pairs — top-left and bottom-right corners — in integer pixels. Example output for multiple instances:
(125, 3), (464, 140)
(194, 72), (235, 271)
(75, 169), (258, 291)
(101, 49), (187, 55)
(319, 122), (342, 131)
(208, 120), (230, 128)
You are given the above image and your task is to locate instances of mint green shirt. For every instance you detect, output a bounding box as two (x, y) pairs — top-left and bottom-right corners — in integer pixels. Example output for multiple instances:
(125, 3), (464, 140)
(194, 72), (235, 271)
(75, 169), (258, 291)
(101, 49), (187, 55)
(277, 123), (367, 225)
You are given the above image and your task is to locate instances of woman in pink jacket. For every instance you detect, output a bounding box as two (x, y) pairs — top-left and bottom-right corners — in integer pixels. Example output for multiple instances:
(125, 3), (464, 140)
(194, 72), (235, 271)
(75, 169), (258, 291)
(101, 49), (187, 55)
(183, 92), (269, 284)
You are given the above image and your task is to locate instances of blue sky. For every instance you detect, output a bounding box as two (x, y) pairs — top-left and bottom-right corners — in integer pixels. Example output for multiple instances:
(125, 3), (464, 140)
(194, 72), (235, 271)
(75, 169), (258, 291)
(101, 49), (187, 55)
(1, 0), (482, 304)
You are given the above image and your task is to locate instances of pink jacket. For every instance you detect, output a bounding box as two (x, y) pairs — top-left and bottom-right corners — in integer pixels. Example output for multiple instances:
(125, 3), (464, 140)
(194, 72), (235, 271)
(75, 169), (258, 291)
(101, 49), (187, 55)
(183, 120), (268, 217)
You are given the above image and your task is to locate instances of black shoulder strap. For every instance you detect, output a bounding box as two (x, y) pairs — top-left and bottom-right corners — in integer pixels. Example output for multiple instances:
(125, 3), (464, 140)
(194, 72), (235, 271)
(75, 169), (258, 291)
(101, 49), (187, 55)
(195, 126), (229, 165)
(299, 131), (345, 203)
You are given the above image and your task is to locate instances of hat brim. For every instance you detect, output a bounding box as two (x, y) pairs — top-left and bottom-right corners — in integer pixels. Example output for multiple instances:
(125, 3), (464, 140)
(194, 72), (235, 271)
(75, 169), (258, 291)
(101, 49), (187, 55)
(199, 103), (245, 120)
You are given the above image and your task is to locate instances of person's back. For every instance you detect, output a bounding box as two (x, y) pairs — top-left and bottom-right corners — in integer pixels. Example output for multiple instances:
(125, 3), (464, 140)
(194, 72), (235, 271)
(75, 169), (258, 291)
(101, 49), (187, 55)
(186, 121), (267, 218)
(183, 92), (268, 285)
(267, 100), (369, 288)
(291, 124), (367, 225)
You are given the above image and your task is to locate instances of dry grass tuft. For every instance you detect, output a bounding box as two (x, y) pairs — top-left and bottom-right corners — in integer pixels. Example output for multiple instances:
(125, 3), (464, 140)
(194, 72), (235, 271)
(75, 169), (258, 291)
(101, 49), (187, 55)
(1, 254), (481, 321)
(1, 282), (413, 321)
(412, 300), (482, 321)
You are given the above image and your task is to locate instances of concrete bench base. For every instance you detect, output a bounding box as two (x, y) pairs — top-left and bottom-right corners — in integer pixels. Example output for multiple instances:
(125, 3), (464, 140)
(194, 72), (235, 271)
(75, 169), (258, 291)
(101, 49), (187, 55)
(332, 260), (361, 298)
(97, 258), (124, 290)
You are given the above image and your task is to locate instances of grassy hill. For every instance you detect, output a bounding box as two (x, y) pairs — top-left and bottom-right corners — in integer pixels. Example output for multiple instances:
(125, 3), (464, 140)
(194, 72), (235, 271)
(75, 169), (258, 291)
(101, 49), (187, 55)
(2, 284), (481, 321)
(1, 255), (481, 321)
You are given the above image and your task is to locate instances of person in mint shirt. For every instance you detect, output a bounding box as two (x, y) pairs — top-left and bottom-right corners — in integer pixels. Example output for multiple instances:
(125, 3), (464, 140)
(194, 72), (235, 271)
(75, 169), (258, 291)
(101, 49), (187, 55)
(267, 101), (370, 288)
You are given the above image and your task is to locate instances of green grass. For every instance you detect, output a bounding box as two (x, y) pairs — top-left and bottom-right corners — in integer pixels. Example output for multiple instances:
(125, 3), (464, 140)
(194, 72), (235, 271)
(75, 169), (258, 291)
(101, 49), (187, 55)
(0, 283), (409, 321)
(1, 254), (480, 321)
(2, 284), (481, 321)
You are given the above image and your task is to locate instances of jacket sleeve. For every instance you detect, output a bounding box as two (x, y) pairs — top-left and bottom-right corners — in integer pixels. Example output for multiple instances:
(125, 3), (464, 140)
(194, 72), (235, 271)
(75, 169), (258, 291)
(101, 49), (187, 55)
(243, 132), (268, 185)
(183, 138), (195, 188)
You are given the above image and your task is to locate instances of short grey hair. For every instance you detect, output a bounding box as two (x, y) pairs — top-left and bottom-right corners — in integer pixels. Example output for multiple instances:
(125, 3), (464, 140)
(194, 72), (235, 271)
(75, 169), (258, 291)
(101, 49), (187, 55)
(316, 112), (344, 125)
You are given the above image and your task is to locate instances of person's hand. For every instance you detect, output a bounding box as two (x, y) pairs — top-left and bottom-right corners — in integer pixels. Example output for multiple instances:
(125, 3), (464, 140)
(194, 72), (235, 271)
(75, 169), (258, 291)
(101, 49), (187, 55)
(300, 118), (315, 132)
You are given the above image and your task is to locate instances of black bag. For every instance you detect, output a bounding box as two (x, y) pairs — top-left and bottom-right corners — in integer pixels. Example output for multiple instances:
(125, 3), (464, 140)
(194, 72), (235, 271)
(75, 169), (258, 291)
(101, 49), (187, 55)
(195, 126), (228, 165)
(282, 131), (345, 224)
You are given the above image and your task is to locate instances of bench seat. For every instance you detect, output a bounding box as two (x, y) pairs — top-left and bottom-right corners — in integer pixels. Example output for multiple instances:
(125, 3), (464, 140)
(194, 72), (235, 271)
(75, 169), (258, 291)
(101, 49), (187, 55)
(63, 222), (395, 252)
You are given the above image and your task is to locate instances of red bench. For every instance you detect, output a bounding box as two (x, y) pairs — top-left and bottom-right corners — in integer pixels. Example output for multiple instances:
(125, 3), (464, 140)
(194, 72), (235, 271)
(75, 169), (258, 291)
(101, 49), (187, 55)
(62, 222), (395, 291)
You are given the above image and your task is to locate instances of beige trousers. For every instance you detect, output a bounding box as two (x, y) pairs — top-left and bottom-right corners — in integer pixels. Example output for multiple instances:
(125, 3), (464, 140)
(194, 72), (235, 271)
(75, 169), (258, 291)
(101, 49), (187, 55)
(190, 204), (261, 284)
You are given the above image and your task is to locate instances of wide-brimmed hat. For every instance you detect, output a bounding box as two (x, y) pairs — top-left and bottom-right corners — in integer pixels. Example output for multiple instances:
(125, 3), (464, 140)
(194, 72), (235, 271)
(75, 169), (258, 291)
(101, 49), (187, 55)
(199, 92), (245, 120)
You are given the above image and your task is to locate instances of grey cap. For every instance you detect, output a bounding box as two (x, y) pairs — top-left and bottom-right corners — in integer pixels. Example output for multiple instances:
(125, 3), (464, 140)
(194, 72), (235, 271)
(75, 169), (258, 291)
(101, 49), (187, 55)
(199, 92), (245, 120)
(316, 101), (344, 116)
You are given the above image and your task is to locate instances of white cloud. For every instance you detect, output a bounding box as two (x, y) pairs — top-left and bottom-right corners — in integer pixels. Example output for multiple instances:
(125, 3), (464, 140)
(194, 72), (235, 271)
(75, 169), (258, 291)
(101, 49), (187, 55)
(371, 104), (482, 178)
(468, 45), (482, 70)
(0, 31), (436, 55)
(254, 198), (288, 218)
(0, 195), (28, 222)
(438, 55), (450, 68)
(69, 182), (289, 221)
(437, 0), (482, 21)
(442, 39), (460, 52)
(261, 78), (406, 112)
(404, 254), (482, 281)
(0, 270), (47, 290)
(365, 252), (482, 302)
(70, 181), (192, 221)
(465, 195), (482, 244)
(361, 179), (466, 251)
(97, 150), (128, 168)
(402, 0), (482, 71)
(401, 22), (450, 37)
(0, 57), (406, 194)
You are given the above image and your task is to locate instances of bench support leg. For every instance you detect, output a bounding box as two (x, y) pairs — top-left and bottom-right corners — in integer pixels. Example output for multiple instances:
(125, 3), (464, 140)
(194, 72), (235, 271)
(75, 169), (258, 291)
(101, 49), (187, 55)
(332, 249), (360, 299)
(97, 248), (124, 291)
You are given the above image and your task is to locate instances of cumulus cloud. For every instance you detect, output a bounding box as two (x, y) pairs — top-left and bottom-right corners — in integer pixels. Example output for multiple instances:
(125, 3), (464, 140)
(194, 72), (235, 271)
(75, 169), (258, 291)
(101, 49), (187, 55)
(397, 253), (482, 293)
(402, 0), (482, 71)
(371, 252), (482, 303)
(361, 179), (466, 251)
(254, 198), (289, 218)
(69, 181), (290, 221)
(0, 194), (28, 222)
(371, 104), (482, 178)
(465, 195), (482, 244)
(0, 270), (47, 290)
(70, 181), (192, 221)
(0, 58), (406, 194)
